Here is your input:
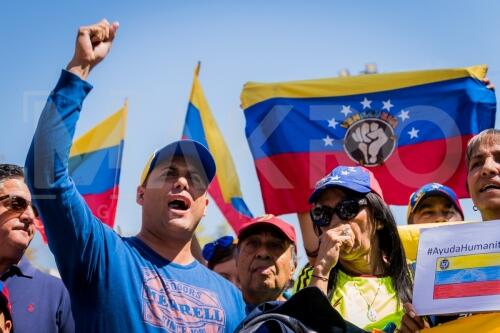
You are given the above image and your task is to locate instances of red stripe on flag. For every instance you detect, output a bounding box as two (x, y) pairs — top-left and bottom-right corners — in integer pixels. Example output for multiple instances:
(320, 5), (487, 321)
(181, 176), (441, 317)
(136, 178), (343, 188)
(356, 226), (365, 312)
(433, 280), (500, 299)
(254, 136), (470, 215)
(208, 176), (252, 233)
(82, 186), (120, 228)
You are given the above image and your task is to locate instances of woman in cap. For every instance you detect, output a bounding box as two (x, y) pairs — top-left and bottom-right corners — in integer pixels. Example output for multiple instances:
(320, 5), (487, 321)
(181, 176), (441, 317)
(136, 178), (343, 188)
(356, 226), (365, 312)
(305, 165), (412, 331)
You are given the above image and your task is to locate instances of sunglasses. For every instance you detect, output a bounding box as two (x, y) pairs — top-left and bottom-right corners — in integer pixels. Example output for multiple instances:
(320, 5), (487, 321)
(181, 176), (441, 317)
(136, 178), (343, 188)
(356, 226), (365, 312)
(0, 195), (38, 217)
(202, 235), (234, 262)
(310, 198), (367, 227)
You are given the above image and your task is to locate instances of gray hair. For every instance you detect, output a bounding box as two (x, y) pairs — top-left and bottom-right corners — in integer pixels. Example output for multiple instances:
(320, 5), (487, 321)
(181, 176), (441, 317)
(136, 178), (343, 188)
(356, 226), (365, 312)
(466, 129), (500, 170)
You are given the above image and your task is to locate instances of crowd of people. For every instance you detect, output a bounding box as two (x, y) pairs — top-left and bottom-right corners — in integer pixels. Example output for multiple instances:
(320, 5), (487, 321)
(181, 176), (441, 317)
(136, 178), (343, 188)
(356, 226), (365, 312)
(0, 19), (498, 332)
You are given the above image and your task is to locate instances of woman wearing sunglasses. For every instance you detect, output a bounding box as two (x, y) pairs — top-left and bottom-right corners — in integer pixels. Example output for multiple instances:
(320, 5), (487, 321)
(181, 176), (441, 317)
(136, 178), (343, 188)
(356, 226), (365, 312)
(306, 166), (412, 332)
(202, 235), (240, 287)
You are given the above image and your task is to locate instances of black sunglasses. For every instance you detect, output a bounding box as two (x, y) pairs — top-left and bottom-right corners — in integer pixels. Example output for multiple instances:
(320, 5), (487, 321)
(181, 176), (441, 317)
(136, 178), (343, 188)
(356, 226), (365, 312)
(0, 195), (38, 217)
(310, 198), (367, 227)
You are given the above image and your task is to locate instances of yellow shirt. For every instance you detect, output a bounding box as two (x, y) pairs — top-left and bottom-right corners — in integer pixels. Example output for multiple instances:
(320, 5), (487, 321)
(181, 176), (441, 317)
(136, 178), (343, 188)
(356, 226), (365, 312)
(331, 270), (403, 331)
(295, 265), (403, 331)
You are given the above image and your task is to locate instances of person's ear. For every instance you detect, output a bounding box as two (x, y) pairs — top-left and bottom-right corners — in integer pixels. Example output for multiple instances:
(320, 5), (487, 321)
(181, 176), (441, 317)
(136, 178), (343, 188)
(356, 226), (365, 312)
(202, 195), (209, 216)
(136, 186), (145, 206)
(289, 259), (297, 274)
(5, 319), (12, 333)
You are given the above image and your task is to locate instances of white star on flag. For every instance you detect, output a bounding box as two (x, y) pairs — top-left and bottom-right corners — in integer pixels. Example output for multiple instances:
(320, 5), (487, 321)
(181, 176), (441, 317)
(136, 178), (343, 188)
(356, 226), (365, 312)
(331, 175), (340, 181)
(328, 118), (339, 128)
(323, 135), (334, 146)
(347, 167), (357, 172)
(360, 97), (372, 109)
(341, 170), (349, 175)
(431, 184), (442, 190)
(382, 99), (394, 111)
(398, 110), (410, 121)
(340, 105), (352, 117)
(408, 127), (420, 139)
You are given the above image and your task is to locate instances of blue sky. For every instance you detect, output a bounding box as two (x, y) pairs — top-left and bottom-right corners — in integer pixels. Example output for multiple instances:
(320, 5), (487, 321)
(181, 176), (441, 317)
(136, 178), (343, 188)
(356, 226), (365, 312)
(1, 1), (499, 270)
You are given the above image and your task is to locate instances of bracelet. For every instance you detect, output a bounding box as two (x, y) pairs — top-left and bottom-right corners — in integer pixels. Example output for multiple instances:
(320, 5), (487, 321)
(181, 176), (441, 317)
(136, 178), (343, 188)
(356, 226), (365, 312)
(311, 274), (329, 282)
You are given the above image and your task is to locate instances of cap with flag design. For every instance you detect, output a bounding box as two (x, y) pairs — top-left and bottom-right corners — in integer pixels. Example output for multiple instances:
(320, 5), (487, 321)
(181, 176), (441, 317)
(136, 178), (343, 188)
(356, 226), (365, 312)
(308, 165), (384, 203)
(407, 182), (464, 220)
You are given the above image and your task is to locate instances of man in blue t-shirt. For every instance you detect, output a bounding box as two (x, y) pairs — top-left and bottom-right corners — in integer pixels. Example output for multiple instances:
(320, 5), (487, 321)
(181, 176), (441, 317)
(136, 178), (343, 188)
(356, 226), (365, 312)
(25, 19), (245, 332)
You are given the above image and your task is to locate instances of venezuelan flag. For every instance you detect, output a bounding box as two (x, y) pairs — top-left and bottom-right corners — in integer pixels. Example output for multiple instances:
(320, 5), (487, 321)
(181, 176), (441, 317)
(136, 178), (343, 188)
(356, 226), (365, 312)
(241, 65), (496, 215)
(68, 103), (128, 228)
(433, 252), (500, 299)
(183, 63), (252, 233)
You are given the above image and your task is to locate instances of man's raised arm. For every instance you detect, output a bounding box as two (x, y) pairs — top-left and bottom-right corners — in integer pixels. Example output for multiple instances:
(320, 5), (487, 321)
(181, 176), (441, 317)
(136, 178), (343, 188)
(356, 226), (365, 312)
(24, 20), (119, 285)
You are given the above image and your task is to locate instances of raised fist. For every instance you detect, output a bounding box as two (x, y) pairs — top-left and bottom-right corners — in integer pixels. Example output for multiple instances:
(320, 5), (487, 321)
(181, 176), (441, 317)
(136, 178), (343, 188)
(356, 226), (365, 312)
(351, 121), (388, 164)
(66, 19), (119, 80)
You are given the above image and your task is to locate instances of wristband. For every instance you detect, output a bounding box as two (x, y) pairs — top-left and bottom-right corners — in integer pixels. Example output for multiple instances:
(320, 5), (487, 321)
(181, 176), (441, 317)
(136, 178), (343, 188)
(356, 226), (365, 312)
(311, 274), (329, 282)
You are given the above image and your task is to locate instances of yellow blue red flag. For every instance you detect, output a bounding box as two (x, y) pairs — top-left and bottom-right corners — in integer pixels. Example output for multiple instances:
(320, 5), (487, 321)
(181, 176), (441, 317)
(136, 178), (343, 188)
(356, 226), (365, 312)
(182, 63), (253, 233)
(69, 103), (127, 227)
(35, 104), (127, 242)
(241, 65), (496, 215)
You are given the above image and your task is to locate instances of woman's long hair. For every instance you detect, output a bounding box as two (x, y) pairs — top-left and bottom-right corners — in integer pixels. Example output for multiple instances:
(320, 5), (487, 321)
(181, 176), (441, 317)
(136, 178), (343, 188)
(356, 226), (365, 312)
(326, 191), (413, 304)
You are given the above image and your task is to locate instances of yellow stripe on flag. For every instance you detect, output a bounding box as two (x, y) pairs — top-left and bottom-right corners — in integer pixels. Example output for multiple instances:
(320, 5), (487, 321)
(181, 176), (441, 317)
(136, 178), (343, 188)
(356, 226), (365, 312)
(190, 63), (243, 203)
(70, 102), (128, 157)
(397, 221), (476, 261)
(241, 65), (487, 109)
(436, 252), (500, 271)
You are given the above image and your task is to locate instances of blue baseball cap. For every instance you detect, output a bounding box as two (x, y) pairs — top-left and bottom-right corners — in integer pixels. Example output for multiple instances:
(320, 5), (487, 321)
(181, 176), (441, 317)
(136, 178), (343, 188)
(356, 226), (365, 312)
(308, 166), (384, 203)
(407, 183), (464, 220)
(140, 139), (216, 186)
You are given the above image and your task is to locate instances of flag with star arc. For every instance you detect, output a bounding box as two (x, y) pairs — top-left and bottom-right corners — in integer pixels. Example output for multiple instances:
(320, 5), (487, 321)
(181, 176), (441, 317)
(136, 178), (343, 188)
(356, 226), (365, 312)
(241, 65), (496, 215)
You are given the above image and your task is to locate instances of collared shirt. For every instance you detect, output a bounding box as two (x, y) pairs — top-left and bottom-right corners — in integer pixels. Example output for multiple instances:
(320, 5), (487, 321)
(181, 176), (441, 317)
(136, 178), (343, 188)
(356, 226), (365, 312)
(4, 257), (74, 333)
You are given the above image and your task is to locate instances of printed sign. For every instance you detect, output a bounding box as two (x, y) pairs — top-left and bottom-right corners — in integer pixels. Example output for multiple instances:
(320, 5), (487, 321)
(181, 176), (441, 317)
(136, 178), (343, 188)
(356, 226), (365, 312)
(413, 220), (500, 315)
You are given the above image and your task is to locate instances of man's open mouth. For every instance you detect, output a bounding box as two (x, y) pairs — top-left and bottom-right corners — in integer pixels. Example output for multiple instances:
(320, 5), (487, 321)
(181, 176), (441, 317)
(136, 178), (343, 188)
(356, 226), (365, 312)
(168, 197), (190, 210)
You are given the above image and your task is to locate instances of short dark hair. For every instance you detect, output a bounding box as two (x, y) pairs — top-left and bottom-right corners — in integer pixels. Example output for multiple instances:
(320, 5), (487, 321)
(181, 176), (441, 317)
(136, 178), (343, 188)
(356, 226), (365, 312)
(0, 164), (24, 183)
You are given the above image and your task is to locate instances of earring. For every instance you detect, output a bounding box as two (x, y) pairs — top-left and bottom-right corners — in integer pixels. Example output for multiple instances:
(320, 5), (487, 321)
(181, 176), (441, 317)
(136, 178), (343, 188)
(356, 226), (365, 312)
(473, 206), (478, 211)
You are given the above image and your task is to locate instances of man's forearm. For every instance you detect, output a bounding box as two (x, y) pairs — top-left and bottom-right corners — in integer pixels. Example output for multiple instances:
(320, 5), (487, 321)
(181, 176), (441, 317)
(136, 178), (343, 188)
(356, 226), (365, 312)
(25, 70), (93, 194)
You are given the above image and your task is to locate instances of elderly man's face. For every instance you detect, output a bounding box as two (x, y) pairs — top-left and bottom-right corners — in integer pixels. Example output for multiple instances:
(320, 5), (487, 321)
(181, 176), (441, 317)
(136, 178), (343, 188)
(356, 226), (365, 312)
(236, 228), (295, 305)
